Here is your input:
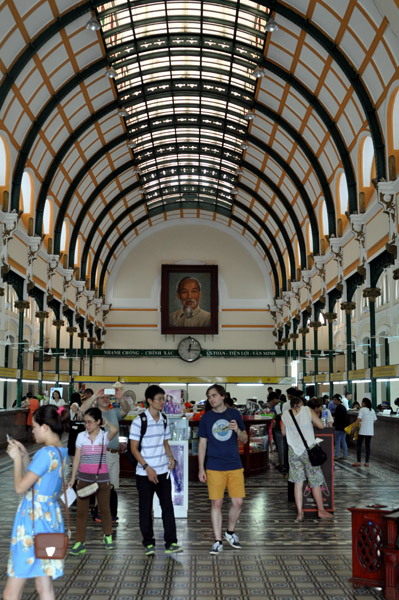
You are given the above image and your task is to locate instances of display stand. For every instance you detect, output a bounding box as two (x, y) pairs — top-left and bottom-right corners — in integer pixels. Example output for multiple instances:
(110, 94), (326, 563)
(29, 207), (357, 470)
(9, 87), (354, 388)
(153, 440), (189, 518)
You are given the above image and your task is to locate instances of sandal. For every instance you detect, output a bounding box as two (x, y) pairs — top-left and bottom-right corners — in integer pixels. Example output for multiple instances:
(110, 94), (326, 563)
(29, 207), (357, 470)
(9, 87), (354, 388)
(352, 462), (361, 467)
(294, 515), (304, 523)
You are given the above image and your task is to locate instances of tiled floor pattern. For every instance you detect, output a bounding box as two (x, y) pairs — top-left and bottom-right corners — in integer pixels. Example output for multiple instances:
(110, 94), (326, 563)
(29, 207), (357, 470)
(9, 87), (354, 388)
(0, 445), (398, 599)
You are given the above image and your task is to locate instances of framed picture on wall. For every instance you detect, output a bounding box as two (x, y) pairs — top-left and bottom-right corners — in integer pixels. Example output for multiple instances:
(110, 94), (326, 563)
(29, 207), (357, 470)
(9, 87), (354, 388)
(161, 264), (218, 334)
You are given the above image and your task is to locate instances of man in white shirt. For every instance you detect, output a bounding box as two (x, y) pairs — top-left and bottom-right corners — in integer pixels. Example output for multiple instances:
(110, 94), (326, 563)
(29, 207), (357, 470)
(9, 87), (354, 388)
(130, 385), (183, 556)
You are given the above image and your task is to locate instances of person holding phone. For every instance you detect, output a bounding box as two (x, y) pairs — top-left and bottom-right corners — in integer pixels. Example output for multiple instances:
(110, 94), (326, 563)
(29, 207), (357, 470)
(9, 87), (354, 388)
(198, 384), (248, 555)
(4, 405), (70, 600)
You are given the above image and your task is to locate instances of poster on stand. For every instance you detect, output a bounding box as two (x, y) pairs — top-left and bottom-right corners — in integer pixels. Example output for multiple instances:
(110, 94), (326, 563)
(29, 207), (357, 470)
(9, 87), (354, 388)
(154, 441), (188, 518)
(164, 389), (183, 415)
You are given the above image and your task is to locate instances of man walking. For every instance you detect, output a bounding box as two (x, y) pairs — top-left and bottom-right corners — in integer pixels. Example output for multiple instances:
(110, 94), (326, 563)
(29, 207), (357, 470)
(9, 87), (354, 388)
(130, 385), (183, 556)
(198, 384), (248, 555)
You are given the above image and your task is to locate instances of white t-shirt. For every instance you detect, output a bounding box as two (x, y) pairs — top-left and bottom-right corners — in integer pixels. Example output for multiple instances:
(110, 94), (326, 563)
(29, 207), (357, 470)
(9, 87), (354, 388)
(358, 407), (377, 435)
(282, 400), (291, 413)
(129, 409), (171, 476)
(281, 405), (316, 456)
(342, 397), (350, 410)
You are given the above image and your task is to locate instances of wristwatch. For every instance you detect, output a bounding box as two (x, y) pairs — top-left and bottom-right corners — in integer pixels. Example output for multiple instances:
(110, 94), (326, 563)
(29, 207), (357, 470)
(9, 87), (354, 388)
(142, 463), (149, 470)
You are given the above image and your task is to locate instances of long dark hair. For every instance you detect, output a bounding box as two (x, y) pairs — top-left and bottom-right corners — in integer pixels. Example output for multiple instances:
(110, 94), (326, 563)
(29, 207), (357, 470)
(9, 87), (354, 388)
(206, 384), (226, 398)
(362, 398), (372, 411)
(33, 405), (70, 435)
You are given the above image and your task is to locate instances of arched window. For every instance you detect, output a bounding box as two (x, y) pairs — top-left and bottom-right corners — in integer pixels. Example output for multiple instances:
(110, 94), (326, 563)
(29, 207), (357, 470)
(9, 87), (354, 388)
(0, 136), (7, 187)
(60, 221), (68, 253)
(43, 198), (52, 235)
(338, 173), (348, 215)
(361, 136), (374, 188)
(21, 171), (33, 215)
(307, 222), (313, 253)
(74, 237), (81, 266)
(392, 91), (399, 150)
(321, 200), (328, 235)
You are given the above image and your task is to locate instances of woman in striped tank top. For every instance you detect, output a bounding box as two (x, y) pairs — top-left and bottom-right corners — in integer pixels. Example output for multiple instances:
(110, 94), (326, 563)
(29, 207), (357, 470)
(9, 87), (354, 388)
(68, 407), (117, 556)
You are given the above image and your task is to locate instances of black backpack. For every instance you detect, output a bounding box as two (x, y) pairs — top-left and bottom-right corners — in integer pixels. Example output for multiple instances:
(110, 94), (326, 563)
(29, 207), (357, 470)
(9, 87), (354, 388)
(126, 412), (168, 467)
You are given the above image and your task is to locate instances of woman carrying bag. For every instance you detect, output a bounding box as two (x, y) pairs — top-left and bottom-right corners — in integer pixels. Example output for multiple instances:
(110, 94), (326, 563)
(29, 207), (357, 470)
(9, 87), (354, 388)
(281, 395), (333, 523)
(4, 405), (70, 600)
(68, 407), (117, 556)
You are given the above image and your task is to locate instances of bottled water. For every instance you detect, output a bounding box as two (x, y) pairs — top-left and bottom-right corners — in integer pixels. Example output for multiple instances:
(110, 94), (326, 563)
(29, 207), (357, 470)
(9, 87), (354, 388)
(322, 409), (328, 426)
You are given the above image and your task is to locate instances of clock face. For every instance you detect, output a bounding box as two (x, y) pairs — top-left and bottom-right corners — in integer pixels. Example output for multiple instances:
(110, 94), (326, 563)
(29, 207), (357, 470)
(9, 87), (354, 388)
(178, 337), (202, 362)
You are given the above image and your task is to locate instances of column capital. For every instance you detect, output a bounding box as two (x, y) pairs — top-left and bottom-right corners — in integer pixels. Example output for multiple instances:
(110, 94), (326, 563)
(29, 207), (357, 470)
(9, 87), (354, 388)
(281, 337), (290, 346)
(324, 312), (337, 323)
(95, 340), (104, 348)
(87, 336), (97, 344)
(66, 326), (77, 335)
(275, 341), (284, 350)
(309, 321), (322, 328)
(298, 327), (309, 335)
(14, 300), (30, 312)
(341, 301), (356, 314)
(35, 310), (49, 322)
(362, 287), (381, 302)
(290, 333), (299, 340)
(53, 319), (65, 329)
(77, 332), (87, 339)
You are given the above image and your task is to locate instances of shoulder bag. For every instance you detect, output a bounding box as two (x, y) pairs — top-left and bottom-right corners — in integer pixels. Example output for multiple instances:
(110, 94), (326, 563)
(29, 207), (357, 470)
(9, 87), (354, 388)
(33, 447), (70, 559)
(289, 409), (327, 466)
(76, 432), (105, 498)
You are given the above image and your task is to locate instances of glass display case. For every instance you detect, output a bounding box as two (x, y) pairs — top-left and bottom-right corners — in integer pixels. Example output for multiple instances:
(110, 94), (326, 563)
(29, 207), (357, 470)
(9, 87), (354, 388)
(248, 423), (269, 453)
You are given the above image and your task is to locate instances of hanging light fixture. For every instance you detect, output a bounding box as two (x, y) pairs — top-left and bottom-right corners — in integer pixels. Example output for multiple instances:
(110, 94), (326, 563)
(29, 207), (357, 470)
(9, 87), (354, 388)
(240, 141), (249, 150)
(85, 17), (101, 31)
(265, 16), (279, 32)
(105, 67), (118, 79)
(5, 335), (11, 346)
(46, 348), (53, 356)
(244, 111), (255, 121)
(251, 66), (265, 79)
(236, 168), (243, 175)
(118, 108), (129, 118)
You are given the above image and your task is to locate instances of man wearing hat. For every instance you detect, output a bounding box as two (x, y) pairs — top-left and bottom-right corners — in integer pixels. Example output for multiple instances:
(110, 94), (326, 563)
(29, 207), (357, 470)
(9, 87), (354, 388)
(81, 382), (130, 522)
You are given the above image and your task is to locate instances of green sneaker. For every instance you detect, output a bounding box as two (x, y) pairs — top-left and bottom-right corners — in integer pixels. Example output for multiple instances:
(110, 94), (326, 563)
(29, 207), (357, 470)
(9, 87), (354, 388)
(165, 543), (183, 554)
(103, 535), (114, 549)
(144, 544), (155, 556)
(69, 542), (86, 556)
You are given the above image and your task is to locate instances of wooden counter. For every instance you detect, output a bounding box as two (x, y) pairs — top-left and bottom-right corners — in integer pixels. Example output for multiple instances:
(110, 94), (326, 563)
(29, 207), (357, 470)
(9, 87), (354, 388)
(347, 411), (399, 468)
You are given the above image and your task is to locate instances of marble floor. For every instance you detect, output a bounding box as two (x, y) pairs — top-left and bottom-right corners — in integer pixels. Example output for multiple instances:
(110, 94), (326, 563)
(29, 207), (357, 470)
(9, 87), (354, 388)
(0, 445), (398, 600)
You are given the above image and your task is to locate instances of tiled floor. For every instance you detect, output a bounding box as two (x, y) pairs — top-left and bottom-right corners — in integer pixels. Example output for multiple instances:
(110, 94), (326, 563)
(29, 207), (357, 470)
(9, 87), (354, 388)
(0, 445), (398, 599)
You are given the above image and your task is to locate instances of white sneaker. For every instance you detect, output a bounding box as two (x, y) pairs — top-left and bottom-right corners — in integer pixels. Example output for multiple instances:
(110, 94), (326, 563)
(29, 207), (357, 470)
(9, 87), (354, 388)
(209, 541), (223, 555)
(224, 531), (242, 549)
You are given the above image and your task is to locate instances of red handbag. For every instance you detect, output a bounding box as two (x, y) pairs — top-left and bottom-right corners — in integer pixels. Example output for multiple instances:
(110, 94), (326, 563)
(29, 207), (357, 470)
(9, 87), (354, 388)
(32, 447), (70, 559)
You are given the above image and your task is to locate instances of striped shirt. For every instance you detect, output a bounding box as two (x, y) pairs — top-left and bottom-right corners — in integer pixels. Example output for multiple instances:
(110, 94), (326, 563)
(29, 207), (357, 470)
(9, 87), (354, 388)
(76, 429), (110, 483)
(129, 409), (170, 476)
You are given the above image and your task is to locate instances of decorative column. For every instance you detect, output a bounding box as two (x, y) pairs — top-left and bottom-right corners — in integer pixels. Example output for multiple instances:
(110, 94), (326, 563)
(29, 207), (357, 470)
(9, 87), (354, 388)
(341, 301), (356, 394)
(298, 327), (309, 390)
(77, 331), (87, 377)
(309, 320), (322, 396)
(325, 312), (337, 399)
(35, 311), (49, 391)
(66, 326), (77, 401)
(14, 300), (30, 406)
(53, 319), (64, 384)
(87, 336), (96, 376)
(282, 336), (290, 378)
(363, 287), (381, 409)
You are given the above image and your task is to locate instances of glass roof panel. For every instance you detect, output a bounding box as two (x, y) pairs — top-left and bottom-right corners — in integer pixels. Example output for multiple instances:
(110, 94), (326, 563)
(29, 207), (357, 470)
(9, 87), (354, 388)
(97, 0), (268, 210)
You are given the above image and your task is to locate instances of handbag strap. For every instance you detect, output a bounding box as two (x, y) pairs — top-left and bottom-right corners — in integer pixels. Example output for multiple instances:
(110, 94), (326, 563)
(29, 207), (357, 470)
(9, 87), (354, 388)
(289, 409), (309, 451)
(95, 431), (105, 479)
(31, 447), (70, 537)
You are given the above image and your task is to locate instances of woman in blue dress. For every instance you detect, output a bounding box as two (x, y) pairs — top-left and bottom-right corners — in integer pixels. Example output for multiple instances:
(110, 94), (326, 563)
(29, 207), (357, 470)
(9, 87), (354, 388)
(4, 404), (70, 600)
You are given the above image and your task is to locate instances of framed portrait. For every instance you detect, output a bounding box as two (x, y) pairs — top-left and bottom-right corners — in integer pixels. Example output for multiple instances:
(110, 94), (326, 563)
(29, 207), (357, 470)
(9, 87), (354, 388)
(161, 264), (218, 334)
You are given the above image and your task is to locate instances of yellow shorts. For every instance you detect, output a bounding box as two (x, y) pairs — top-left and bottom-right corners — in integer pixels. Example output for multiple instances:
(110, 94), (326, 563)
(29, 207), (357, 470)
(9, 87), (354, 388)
(206, 468), (245, 500)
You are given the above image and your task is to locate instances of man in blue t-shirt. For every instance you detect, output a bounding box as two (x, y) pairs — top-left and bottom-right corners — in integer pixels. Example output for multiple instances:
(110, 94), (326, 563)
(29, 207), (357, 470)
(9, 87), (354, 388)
(198, 384), (248, 555)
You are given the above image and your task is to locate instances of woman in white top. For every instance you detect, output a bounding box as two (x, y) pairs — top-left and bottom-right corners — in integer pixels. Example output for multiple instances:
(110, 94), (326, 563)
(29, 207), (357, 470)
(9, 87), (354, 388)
(352, 398), (377, 467)
(49, 390), (64, 408)
(281, 395), (333, 523)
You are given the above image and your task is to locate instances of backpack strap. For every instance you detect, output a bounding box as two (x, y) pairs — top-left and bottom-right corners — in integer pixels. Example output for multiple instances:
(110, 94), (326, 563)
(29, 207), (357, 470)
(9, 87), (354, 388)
(161, 412), (167, 430)
(138, 412), (148, 452)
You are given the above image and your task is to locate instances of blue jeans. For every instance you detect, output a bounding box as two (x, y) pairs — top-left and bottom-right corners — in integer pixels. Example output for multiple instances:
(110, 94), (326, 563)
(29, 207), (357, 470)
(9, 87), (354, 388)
(334, 430), (348, 458)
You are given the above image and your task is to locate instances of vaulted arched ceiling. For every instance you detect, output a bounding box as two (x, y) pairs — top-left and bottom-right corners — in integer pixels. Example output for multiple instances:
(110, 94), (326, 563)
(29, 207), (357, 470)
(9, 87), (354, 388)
(1, 0), (395, 300)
